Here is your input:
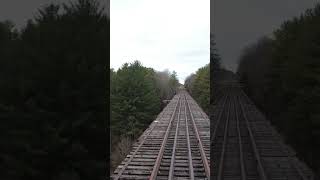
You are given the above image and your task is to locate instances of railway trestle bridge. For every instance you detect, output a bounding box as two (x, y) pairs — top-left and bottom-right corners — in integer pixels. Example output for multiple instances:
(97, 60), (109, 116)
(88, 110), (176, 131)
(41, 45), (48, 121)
(112, 82), (314, 179)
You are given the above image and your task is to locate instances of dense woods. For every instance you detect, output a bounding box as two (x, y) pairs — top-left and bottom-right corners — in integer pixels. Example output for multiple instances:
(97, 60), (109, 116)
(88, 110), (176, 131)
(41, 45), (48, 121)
(110, 61), (179, 171)
(210, 35), (222, 104)
(237, 4), (320, 177)
(0, 0), (108, 179)
(184, 35), (220, 113)
(185, 64), (210, 112)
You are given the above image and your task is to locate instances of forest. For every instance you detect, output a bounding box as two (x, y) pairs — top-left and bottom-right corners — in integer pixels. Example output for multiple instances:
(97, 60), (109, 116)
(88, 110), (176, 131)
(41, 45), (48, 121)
(0, 0), (108, 179)
(184, 64), (210, 113)
(184, 35), (221, 114)
(237, 3), (320, 177)
(110, 61), (180, 172)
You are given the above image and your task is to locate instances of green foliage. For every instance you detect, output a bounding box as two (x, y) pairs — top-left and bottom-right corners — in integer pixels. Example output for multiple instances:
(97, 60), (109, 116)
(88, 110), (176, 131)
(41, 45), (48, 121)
(111, 61), (161, 138)
(0, 0), (108, 179)
(110, 61), (179, 171)
(186, 36), (216, 113)
(185, 64), (210, 112)
(237, 3), (320, 177)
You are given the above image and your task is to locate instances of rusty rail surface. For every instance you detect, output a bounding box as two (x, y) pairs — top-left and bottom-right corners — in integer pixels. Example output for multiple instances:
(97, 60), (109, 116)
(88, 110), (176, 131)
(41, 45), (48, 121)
(112, 91), (210, 179)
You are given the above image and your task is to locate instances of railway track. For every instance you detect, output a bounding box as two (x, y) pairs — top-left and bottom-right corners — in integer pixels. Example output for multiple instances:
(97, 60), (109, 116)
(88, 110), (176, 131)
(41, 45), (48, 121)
(112, 78), (314, 179)
(211, 82), (314, 180)
(112, 91), (210, 180)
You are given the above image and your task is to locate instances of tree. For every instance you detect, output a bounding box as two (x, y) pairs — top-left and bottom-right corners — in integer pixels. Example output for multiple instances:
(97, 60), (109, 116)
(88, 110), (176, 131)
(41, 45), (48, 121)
(237, 36), (273, 107)
(211, 34), (221, 71)
(0, 0), (109, 179)
(110, 61), (180, 171)
(237, 3), (320, 177)
(111, 61), (160, 138)
(185, 64), (210, 112)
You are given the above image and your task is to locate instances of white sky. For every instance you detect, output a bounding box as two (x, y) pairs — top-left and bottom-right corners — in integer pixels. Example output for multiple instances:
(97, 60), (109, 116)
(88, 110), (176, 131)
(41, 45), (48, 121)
(110, 0), (210, 83)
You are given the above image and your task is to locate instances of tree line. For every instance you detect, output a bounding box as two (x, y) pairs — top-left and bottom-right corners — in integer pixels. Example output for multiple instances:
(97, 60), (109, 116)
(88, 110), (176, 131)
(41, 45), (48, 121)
(184, 35), (221, 113)
(211, 34), (221, 71)
(0, 0), (108, 179)
(184, 64), (210, 113)
(110, 61), (180, 171)
(237, 3), (320, 177)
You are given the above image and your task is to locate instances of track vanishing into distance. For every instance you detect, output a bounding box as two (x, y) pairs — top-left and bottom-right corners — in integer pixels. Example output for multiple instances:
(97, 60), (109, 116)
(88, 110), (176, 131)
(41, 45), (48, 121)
(112, 90), (210, 180)
(211, 72), (314, 180)
(112, 71), (314, 180)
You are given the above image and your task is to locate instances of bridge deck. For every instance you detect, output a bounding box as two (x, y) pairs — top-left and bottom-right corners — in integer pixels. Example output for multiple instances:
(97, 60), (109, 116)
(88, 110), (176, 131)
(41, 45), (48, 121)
(111, 81), (314, 179)
(112, 91), (210, 180)
(211, 83), (314, 180)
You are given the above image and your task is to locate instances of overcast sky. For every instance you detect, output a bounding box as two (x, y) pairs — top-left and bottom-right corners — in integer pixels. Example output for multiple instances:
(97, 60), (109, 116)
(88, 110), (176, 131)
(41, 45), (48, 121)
(3, 0), (315, 80)
(111, 0), (210, 83)
(212, 0), (319, 72)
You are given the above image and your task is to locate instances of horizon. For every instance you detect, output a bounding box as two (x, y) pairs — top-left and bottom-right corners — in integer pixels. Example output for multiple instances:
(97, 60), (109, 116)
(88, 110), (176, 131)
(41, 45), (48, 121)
(110, 61), (203, 84)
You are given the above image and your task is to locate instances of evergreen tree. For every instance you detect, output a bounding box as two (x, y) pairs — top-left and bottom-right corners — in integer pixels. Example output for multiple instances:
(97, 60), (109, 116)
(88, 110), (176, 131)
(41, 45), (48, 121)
(237, 3), (320, 177)
(110, 61), (180, 171)
(0, 0), (109, 179)
(111, 61), (160, 138)
(185, 64), (210, 112)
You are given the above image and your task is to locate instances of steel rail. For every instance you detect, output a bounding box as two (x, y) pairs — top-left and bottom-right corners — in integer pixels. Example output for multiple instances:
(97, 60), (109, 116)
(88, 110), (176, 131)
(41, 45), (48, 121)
(217, 92), (231, 180)
(185, 93), (210, 126)
(184, 95), (195, 180)
(211, 92), (228, 119)
(211, 92), (229, 143)
(212, 88), (227, 105)
(240, 90), (310, 180)
(186, 96), (210, 178)
(149, 95), (181, 180)
(234, 93), (247, 180)
(238, 92), (268, 180)
(113, 95), (180, 180)
(168, 96), (182, 180)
